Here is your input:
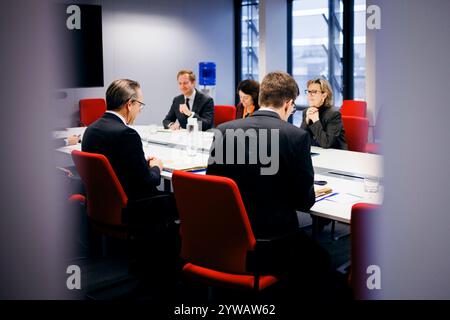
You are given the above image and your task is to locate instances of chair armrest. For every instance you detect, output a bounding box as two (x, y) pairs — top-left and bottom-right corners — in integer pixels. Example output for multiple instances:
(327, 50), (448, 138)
(68, 193), (85, 204)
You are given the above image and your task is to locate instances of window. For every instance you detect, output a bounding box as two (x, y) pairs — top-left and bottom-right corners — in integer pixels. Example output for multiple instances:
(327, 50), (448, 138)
(241, 1), (259, 81)
(291, 0), (366, 107)
(291, 0), (343, 107)
(354, 0), (366, 100)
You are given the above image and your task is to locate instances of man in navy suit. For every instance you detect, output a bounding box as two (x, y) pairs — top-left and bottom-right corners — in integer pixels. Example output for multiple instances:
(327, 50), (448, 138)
(82, 79), (163, 202)
(162, 69), (214, 131)
(207, 72), (315, 239)
(82, 79), (179, 296)
(207, 72), (349, 299)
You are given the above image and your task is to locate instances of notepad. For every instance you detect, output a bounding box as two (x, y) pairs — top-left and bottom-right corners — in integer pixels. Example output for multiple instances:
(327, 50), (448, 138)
(315, 187), (333, 198)
(162, 159), (207, 172)
(324, 193), (362, 204)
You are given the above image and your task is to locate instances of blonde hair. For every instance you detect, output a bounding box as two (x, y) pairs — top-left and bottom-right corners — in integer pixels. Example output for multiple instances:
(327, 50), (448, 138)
(177, 70), (196, 82)
(306, 78), (333, 107)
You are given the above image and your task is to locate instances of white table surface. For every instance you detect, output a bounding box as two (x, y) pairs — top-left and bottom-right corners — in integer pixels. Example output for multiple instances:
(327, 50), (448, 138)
(311, 174), (383, 224)
(311, 146), (383, 178)
(55, 126), (383, 223)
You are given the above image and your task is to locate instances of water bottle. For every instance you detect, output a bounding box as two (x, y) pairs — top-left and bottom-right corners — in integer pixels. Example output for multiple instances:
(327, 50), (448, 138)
(186, 117), (197, 156)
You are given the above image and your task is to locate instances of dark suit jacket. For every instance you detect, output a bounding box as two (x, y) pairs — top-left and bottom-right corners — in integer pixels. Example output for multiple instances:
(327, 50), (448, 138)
(162, 89), (214, 131)
(300, 106), (348, 150)
(206, 110), (315, 238)
(82, 112), (161, 201)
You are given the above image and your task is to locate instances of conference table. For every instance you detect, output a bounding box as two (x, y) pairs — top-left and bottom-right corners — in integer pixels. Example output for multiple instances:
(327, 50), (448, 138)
(55, 125), (383, 226)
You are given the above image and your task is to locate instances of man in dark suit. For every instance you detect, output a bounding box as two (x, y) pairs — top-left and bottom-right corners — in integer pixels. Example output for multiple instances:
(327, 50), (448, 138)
(82, 79), (163, 201)
(206, 72), (347, 299)
(162, 69), (214, 131)
(82, 79), (179, 296)
(207, 72), (315, 239)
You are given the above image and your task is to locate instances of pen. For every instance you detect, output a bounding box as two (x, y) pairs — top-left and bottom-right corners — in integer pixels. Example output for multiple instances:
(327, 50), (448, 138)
(316, 192), (338, 202)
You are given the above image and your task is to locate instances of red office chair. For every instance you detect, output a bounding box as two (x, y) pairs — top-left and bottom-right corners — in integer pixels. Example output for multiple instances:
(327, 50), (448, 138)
(341, 100), (367, 118)
(79, 98), (107, 126)
(214, 105), (236, 127)
(350, 203), (381, 299)
(342, 116), (369, 153)
(365, 106), (382, 154)
(172, 171), (279, 291)
(71, 150), (128, 238)
(365, 142), (380, 154)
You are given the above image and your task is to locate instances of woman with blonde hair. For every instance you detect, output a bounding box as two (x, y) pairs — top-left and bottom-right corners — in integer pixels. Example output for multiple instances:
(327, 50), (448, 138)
(300, 78), (347, 149)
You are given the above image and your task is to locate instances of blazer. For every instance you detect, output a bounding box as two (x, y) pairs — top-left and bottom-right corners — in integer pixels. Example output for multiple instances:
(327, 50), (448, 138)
(206, 110), (315, 238)
(82, 112), (161, 201)
(300, 106), (348, 150)
(162, 89), (214, 131)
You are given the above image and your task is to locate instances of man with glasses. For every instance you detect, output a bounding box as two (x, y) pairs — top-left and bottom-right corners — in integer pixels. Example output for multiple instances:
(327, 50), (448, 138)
(208, 71), (315, 239)
(82, 79), (163, 201)
(207, 72), (348, 299)
(82, 79), (180, 298)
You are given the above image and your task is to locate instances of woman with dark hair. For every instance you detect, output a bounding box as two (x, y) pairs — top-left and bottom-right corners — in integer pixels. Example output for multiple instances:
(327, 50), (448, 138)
(236, 79), (260, 119)
(300, 77), (347, 150)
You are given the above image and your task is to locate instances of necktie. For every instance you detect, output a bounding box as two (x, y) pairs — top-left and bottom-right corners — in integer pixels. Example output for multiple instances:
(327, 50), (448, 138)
(186, 98), (190, 110)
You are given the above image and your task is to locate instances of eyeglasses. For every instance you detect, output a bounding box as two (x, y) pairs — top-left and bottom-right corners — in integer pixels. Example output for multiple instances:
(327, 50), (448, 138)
(290, 100), (297, 115)
(132, 99), (146, 110)
(291, 107), (297, 116)
(304, 90), (324, 96)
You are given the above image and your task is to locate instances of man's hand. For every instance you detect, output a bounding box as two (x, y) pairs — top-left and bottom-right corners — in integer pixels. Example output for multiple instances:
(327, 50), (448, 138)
(169, 121), (181, 130)
(179, 104), (192, 117)
(148, 156), (163, 171)
(67, 134), (81, 146)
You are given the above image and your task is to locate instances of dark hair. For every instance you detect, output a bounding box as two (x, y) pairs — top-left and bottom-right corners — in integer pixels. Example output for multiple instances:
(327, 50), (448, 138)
(259, 71), (299, 108)
(106, 79), (141, 111)
(237, 79), (260, 110)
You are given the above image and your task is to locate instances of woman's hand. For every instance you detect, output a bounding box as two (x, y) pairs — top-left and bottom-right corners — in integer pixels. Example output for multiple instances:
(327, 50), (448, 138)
(306, 107), (319, 123)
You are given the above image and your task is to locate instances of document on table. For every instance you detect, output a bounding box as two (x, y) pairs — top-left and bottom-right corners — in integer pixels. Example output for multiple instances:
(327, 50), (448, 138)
(321, 193), (363, 204)
(162, 158), (207, 172)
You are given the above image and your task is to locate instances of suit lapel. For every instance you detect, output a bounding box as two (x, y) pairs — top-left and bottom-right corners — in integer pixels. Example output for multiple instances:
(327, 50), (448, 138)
(192, 89), (201, 113)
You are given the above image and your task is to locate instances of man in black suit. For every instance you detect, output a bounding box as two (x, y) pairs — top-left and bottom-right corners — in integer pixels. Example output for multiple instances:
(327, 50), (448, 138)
(207, 72), (347, 299)
(162, 69), (214, 131)
(207, 72), (315, 239)
(82, 79), (179, 296)
(82, 79), (163, 201)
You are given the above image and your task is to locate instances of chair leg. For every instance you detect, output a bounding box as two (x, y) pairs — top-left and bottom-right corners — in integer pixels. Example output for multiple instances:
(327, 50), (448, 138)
(330, 221), (350, 241)
(253, 274), (260, 292)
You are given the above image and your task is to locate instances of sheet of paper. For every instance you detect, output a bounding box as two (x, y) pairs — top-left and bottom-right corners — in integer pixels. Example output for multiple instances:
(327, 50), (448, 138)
(324, 193), (363, 204)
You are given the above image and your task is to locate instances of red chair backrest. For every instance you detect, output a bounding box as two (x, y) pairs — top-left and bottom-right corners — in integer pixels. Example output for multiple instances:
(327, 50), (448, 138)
(341, 100), (367, 118)
(351, 203), (380, 299)
(214, 105), (236, 127)
(342, 116), (369, 152)
(172, 171), (256, 274)
(79, 98), (106, 126)
(71, 150), (127, 226)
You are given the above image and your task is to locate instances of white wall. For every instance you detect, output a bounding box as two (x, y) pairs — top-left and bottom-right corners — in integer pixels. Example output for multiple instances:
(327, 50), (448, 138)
(368, 0), (450, 299)
(56, 0), (234, 128)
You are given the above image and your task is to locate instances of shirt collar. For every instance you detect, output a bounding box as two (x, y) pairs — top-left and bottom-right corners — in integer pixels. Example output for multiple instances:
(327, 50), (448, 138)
(258, 107), (279, 114)
(185, 89), (196, 105)
(106, 110), (127, 125)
